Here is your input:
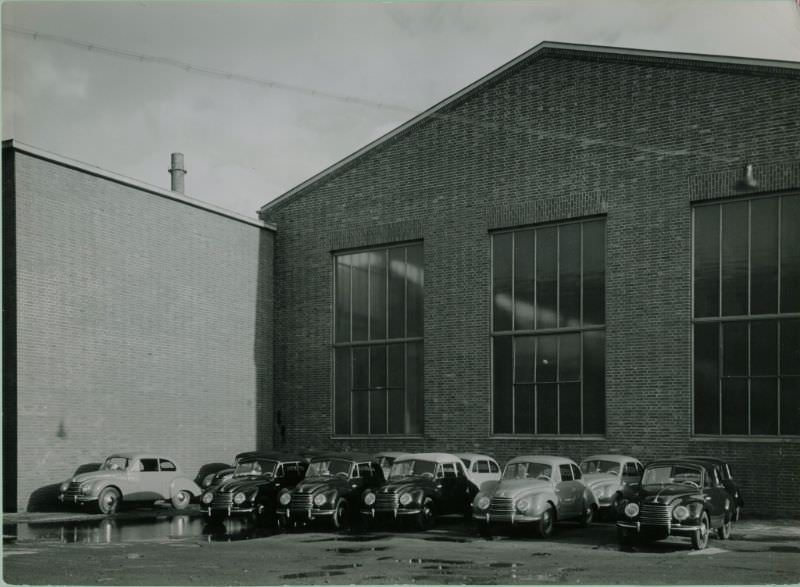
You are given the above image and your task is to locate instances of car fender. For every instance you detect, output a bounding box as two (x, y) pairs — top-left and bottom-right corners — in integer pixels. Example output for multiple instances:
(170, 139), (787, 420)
(582, 486), (599, 508)
(530, 490), (559, 516)
(169, 477), (202, 497)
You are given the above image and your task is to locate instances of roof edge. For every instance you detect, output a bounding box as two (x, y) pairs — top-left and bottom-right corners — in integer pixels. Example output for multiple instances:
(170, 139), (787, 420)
(3, 139), (275, 231)
(259, 41), (800, 214)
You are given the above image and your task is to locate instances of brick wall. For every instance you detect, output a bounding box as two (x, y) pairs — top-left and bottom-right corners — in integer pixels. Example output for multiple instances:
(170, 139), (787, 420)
(5, 148), (274, 512)
(263, 49), (800, 515)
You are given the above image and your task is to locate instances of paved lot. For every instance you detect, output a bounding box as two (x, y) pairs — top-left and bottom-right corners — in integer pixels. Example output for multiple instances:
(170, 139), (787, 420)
(3, 508), (799, 585)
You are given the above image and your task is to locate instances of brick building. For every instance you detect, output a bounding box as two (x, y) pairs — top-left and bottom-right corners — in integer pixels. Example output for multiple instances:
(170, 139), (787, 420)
(3, 141), (274, 512)
(259, 43), (800, 515)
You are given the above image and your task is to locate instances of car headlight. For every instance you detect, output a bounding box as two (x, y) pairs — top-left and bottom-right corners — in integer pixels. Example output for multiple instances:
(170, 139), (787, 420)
(673, 505), (689, 521)
(202, 474), (216, 488)
(399, 493), (413, 506)
(624, 502), (640, 518)
(279, 492), (291, 506)
(477, 496), (490, 510)
(81, 483), (92, 495)
(233, 492), (246, 505)
(313, 493), (327, 507)
(516, 499), (531, 513)
(364, 492), (376, 506)
(201, 492), (213, 505)
(59, 481), (70, 493)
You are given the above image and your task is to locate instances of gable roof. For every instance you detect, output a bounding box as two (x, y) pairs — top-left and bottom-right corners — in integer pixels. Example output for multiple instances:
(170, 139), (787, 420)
(258, 41), (800, 216)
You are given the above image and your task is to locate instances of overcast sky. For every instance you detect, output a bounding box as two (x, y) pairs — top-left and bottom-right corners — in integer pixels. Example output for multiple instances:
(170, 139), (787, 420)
(3, 1), (799, 218)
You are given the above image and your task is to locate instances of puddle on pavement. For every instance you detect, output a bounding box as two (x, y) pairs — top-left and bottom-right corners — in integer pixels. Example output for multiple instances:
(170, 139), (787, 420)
(320, 563), (363, 570)
(280, 571), (346, 580)
(328, 546), (390, 554)
(420, 535), (470, 543)
(301, 534), (391, 543)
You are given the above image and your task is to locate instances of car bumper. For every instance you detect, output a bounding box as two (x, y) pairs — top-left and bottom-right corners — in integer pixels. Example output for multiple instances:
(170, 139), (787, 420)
(279, 508), (336, 521)
(360, 507), (423, 518)
(58, 494), (97, 505)
(617, 520), (701, 535)
(472, 511), (543, 524)
(205, 506), (256, 517)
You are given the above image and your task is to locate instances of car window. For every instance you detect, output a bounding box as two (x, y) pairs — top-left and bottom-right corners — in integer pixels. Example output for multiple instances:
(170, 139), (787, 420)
(476, 460), (490, 473)
(159, 459), (176, 472)
(358, 463), (372, 478)
(442, 463), (457, 478)
(461, 458), (472, 469)
(455, 462), (466, 477)
(140, 458), (159, 472)
(623, 462), (637, 476)
(559, 464), (573, 481)
(571, 464), (582, 480)
(435, 464), (445, 479)
(636, 463), (644, 476)
(371, 463), (383, 480)
(489, 461), (500, 473)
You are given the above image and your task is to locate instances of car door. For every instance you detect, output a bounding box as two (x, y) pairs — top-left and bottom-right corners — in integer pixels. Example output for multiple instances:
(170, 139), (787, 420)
(158, 458), (178, 497)
(135, 458), (162, 500)
(571, 463), (591, 513)
(556, 464), (579, 518)
(703, 466), (728, 527)
(471, 460), (491, 488)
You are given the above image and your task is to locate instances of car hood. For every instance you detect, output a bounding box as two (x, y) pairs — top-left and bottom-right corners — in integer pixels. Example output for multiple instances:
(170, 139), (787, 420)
(217, 475), (276, 494)
(379, 476), (435, 493)
(293, 476), (350, 494)
(487, 479), (552, 499)
(583, 473), (620, 488)
(635, 484), (702, 505)
(70, 471), (124, 484)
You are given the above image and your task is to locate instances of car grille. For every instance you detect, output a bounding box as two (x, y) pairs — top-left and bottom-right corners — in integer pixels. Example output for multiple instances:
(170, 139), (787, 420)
(63, 482), (83, 498)
(489, 496), (515, 518)
(374, 491), (399, 511)
(640, 504), (671, 526)
(211, 492), (234, 509)
(289, 494), (313, 511)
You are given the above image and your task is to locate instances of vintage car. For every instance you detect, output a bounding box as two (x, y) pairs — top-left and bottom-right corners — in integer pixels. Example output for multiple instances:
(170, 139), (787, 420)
(616, 459), (735, 550)
(198, 451), (264, 490)
(200, 452), (307, 526)
(456, 453), (502, 490)
(677, 456), (744, 521)
(373, 451), (410, 480)
(472, 455), (598, 538)
(278, 453), (384, 529)
(58, 452), (201, 514)
(360, 452), (479, 530)
(579, 454), (643, 519)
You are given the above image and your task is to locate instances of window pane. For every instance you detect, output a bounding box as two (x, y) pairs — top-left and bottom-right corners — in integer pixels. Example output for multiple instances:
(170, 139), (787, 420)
(406, 341), (423, 434)
(559, 223), (581, 328)
(721, 202), (749, 316)
(514, 336), (535, 383)
(388, 247), (406, 339)
(750, 198), (778, 314)
(388, 343), (404, 387)
(750, 321), (777, 376)
(352, 252), (370, 341)
(722, 322), (748, 376)
(750, 378), (778, 435)
(353, 346), (369, 389)
(370, 251), (387, 340)
(388, 344), (404, 434)
(694, 323), (719, 434)
(388, 388), (404, 434)
(335, 348), (351, 435)
(493, 233), (513, 332)
(370, 345), (386, 388)
(514, 230), (535, 330)
(559, 333), (580, 381)
(582, 330), (605, 435)
(694, 205), (720, 318)
(406, 245), (424, 338)
(371, 389), (387, 435)
(537, 334), (557, 382)
(537, 383), (557, 434)
(781, 195), (800, 313)
(559, 382), (581, 434)
(493, 336), (513, 433)
(721, 378), (748, 434)
(352, 390), (369, 434)
(335, 256), (351, 343)
(780, 377), (800, 435)
(514, 384), (534, 434)
(536, 227), (558, 329)
(583, 220), (605, 325)
(782, 319), (800, 376)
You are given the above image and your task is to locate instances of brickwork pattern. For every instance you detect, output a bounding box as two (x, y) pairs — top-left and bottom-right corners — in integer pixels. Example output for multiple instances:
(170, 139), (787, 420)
(8, 152), (273, 511)
(264, 52), (799, 516)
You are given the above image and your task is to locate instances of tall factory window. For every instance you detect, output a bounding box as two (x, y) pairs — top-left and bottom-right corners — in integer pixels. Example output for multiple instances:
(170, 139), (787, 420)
(693, 193), (800, 436)
(333, 243), (424, 435)
(492, 218), (606, 435)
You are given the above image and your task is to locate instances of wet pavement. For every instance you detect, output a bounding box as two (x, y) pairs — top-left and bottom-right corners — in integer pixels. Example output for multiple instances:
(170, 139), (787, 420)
(3, 507), (799, 584)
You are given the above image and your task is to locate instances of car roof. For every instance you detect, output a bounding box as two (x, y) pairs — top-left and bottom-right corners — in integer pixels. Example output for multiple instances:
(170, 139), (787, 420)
(396, 452), (465, 464)
(581, 454), (641, 463)
(675, 456), (728, 466)
(108, 452), (178, 462)
(309, 453), (376, 463)
(454, 453), (498, 462)
(647, 459), (711, 470)
(236, 451), (306, 462)
(373, 451), (410, 459)
(506, 455), (577, 466)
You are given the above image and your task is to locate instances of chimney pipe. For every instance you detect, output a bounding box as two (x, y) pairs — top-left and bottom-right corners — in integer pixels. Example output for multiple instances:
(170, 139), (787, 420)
(169, 153), (187, 193)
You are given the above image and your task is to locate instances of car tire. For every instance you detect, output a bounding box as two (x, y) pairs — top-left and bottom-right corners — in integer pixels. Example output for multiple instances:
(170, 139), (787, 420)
(416, 497), (436, 531)
(96, 487), (121, 515)
(332, 498), (350, 531)
(691, 512), (710, 550)
(578, 503), (595, 527)
(607, 494), (621, 522)
(171, 490), (192, 510)
(534, 504), (555, 539)
(717, 516), (732, 540)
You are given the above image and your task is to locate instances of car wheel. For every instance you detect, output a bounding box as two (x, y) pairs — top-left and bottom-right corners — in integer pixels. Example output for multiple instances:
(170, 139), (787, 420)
(332, 498), (350, 531)
(578, 503), (595, 527)
(535, 504), (555, 539)
(171, 490), (192, 510)
(416, 497), (436, 531)
(717, 516), (732, 540)
(607, 494), (621, 522)
(96, 487), (121, 515)
(691, 512), (710, 550)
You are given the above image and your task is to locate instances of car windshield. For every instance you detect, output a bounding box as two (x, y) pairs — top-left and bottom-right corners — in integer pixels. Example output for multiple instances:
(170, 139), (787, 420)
(378, 457), (395, 469)
(642, 464), (703, 488)
(234, 459), (278, 477)
(389, 459), (437, 479)
(100, 457), (128, 471)
(306, 459), (352, 478)
(502, 462), (552, 480)
(580, 459), (620, 475)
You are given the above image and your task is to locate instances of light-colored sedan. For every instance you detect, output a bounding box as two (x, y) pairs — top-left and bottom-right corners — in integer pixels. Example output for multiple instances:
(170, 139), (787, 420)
(455, 453), (501, 490)
(58, 453), (201, 514)
(579, 454), (643, 518)
(472, 455), (598, 538)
